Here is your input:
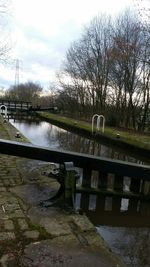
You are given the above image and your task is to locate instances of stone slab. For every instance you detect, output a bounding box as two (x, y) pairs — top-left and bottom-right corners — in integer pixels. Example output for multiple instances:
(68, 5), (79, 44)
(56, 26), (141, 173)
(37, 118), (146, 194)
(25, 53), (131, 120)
(0, 232), (15, 241)
(23, 230), (39, 240)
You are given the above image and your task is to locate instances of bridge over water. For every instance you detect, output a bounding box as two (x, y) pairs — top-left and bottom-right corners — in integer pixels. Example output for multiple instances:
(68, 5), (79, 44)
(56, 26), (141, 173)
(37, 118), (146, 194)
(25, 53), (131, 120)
(0, 99), (32, 111)
(0, 99), (58, 113)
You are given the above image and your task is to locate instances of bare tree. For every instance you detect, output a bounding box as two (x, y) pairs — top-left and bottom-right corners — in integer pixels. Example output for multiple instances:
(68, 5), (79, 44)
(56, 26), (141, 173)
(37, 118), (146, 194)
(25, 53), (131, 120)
(62, 15), (112, 116)
(139, 26), (150, 130)
(108, 11), (143, 128)
(0, 0), (11, 63)
(58, 10), (150, 131)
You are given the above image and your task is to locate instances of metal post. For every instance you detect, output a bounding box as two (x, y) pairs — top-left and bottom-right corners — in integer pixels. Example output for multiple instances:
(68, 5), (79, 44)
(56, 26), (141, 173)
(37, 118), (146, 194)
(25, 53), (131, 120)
(92, 114), (105, 134)
(0, 105), (7, 119)
(92, 114), (99, 134)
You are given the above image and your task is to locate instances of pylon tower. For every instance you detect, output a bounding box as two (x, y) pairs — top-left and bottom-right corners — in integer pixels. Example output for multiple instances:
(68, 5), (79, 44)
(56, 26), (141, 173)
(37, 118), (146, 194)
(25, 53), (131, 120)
(133, 0), (150, 28)
(15, 59), (20, 87)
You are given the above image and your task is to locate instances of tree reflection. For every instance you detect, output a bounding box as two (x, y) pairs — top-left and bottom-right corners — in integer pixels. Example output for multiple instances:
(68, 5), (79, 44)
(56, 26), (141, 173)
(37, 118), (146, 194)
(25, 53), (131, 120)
(10, 118), (149, 164)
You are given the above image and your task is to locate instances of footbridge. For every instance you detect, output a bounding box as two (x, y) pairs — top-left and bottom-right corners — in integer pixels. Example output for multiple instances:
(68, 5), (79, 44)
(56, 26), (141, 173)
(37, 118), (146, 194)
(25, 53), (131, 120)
(0, 100), (32, 111)
(0, 99), (58, 113)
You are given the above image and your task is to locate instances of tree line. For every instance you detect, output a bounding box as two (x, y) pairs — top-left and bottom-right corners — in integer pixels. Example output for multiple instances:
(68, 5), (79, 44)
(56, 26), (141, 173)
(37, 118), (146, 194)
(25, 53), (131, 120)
(0, 81), (54, 108)
(57, 10), (150, 131)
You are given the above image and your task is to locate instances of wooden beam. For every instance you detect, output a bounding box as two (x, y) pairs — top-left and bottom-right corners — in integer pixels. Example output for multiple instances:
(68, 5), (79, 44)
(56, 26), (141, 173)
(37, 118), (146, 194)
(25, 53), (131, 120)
(0, 139), (150, 179)
(76, 186), (150, 200)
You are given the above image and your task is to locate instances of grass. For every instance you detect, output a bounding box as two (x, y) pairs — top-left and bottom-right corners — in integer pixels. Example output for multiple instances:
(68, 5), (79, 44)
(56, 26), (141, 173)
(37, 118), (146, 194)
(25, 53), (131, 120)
(37, 112), (150, 152)
(0, 115), (29, 142)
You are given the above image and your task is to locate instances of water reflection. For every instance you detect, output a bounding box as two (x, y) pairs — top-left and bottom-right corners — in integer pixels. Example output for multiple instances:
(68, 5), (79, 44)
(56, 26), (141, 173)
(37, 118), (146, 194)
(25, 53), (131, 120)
(10, 119), (148, 164)
(78, 196), (150, 227)
(77, 193), (150, 267)
(98, 227), (150, 267)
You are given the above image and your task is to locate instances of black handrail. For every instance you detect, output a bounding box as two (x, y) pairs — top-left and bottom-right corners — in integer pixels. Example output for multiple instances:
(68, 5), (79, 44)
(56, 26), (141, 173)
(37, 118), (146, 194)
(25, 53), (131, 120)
(0, 139), (149, 180)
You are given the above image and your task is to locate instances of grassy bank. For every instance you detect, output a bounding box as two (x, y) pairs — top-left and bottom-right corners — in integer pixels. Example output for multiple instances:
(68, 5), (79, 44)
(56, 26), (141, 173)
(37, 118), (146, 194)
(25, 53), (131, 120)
(37, 112), (150, 157)
(0, 115), (29, 142)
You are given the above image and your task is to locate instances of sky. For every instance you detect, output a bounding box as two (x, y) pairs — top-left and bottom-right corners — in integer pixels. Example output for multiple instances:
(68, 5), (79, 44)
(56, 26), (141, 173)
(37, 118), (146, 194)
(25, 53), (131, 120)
(0, 0), (148, 91)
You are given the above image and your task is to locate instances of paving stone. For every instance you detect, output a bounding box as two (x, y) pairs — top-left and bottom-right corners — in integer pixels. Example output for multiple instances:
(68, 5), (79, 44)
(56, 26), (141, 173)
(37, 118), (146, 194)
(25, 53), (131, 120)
(23, 230), (39, 239)
(0, 195), (25, 219)
(0, 187), (6, 192)
(9, 209), (25, 218)
(0, 232), (15, 241)
(15, 179), (22, 184)
(4, 220), (14, 230)
(1, 173), (8, 179)
(40, 218), (72, 237)
(9, 178), (16, 184)
(20, 239), (123, 267)
(3, 180), (10, 186)
(18, 219), (29, 230)
(70, 214), (95, 232)
(4, 203), (21, 211)
(4, 176), (15, 179)
(0, 254), (13, 267)
(7, 170), (18, 176)
(0, 211), (9, 220)
(1, 200), (18, 206)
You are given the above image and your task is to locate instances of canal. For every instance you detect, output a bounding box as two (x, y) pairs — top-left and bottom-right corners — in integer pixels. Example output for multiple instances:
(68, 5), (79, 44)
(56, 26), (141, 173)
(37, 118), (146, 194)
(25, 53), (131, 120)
(10, 117), (150, 267)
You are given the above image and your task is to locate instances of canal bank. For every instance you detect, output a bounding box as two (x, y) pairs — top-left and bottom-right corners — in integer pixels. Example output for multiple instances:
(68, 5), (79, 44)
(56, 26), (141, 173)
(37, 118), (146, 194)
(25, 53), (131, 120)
(37, 112), (150, 159)
(0, 115), (127, 267)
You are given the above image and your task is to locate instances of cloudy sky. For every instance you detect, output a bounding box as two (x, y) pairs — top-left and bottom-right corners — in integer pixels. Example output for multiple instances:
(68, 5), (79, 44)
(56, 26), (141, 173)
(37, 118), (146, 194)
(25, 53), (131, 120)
(0, 0), (147, 90)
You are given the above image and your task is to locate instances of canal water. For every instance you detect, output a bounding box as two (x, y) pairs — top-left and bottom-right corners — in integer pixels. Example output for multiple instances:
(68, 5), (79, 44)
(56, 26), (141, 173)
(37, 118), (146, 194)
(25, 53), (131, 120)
(10, 118), (150, 267)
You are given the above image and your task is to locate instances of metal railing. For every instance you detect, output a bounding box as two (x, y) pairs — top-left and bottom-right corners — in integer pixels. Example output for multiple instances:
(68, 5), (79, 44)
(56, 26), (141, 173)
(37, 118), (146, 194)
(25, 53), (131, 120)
(0, 100), (32, 111)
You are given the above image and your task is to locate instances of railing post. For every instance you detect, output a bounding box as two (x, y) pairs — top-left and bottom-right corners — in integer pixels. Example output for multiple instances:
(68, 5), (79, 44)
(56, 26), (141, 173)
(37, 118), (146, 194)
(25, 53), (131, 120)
(82, 168), (91, 188)
(0, 105), (8, 118)
(114, 175), (124, 192)
(98, 171), (108, 190)
(130, 177), (141, 194)
(128, 199), (139, 214)
(141, 180), (150, 195)
(112, 197), (122, 213)
(96, 196), (105, 212)
(64, 162), (76, 207)
(80, 168), (91, 211)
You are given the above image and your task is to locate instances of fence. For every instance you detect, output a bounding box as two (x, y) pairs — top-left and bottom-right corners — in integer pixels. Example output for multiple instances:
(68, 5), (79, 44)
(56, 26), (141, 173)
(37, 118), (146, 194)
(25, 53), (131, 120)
(0, 100), (32, 111)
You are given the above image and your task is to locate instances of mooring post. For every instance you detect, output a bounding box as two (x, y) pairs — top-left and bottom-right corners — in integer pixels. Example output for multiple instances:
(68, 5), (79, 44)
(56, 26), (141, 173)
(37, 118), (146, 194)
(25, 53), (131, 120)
(64, 162), (76, 207)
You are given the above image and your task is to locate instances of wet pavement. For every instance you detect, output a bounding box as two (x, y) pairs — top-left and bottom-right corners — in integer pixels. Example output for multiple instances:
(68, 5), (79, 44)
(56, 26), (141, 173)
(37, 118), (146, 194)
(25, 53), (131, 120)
(0, 115), (126, 267)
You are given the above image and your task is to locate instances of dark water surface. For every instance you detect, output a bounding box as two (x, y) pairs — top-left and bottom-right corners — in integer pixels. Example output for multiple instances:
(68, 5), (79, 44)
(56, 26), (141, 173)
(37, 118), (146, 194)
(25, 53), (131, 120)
(10, 118), (150, 267)
(10, 119), (149, 163)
